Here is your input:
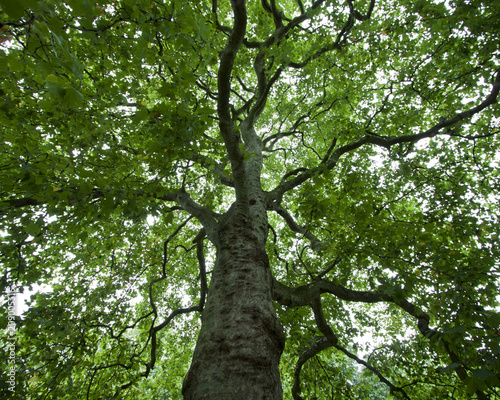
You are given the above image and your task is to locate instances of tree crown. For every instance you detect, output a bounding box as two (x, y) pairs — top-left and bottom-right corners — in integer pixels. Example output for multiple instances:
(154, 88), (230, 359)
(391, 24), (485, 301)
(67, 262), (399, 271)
(1, 0), (499, 398)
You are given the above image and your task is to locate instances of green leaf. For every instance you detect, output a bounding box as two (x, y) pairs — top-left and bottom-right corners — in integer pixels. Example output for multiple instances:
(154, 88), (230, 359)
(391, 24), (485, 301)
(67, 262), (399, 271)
(440, 362), (461, 373)
(63, 87), (85, 108)
(2, 0), (28, 19)
(473, 367), (497, 381)
(2, 1), (500, 398)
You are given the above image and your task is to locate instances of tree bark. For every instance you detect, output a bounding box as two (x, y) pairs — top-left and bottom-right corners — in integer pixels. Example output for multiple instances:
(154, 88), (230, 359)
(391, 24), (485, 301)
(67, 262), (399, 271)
(182, 213), (286, 400)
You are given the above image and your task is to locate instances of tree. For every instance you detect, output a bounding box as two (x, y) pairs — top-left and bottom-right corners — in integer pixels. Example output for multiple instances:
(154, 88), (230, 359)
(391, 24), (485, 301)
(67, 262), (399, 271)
(1, 0), (499, 398)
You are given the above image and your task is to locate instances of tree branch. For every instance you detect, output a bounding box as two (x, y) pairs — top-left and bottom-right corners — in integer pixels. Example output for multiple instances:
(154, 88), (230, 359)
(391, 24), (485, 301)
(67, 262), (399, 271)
(261, 0), (283, 29)
(288, 0), (375, 69)
(190, 153), (235, 187)
(269, 203), (324, 251)
(168, 190), (219, 241)
(292, 336), (332, 400)
(292, 296), (409, 399)
(217, 0), (248, 203)
(274, 275), (494, 398)
(272, 278), (430, 331)
(244, 0), (328, 127)
(310, 296), (338, 345)
(311, 293), (412, 397)
(333, 341), (411, 399)
(2, 185), (220, 242)
(212, 0), (232, 34)
(0, 187), (105, 210)
(114, 230), (209, 398)
(270, 68), (500, 201)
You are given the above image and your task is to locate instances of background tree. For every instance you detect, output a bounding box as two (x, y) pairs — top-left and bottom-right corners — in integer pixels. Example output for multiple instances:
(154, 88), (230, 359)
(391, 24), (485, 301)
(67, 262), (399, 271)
(1, 0), (499, 399)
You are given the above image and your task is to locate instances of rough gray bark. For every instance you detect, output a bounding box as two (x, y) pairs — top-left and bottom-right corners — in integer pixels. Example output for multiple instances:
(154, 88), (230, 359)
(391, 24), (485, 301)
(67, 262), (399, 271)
(182, 212), (285, 400)
(181, 2), (286, 397)
(181, 0), (500, 397)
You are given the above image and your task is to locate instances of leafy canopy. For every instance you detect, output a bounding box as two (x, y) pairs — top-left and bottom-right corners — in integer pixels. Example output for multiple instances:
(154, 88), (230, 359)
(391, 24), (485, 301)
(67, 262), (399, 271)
(1, 0), (499, 399)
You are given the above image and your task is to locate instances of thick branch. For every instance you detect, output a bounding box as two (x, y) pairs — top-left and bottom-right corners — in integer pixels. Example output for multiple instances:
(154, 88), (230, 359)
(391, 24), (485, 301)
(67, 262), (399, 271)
(274, 276), (493, 398)
(1, 187), (105, 210)
(313, 293), (410, 398)
(169, 190), (219, 241)
(261, 0), (283, 29)
(1, 197), (44, 208)
(116, 231), (209, 397)
(292, 296), (409, 399)
(335, 67), (500, 153)
(270, 68), (500, 201)
(3, 186), (219, 242)
(217, 0), (248, 203)
(310, 297), (338, 345)
(272, 278), (430, 330)
(292, 337), (332, 400)
(190, 153), (235, 187)
(288, 0), (375, 69)
(269, 203), (324, 251)
(333, 342), (411, 399)
(212, 0), (232, 33)
(244, 1), (327, 128)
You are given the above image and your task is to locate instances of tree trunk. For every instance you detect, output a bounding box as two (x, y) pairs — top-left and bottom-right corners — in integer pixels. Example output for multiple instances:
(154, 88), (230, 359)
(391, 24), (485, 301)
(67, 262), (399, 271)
(182, 213), (285, 400)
